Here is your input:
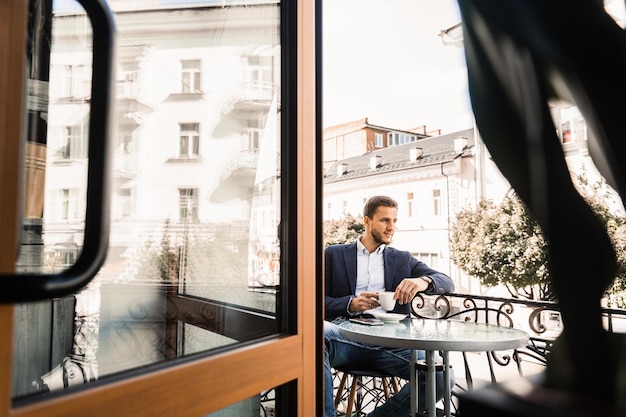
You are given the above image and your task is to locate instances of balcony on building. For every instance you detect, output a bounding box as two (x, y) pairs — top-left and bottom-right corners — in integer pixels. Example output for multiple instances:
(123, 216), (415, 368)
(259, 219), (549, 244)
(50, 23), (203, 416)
(222, 81), (280, 118)
(214, 82), (281, 137)
(210, 149), (260, 202)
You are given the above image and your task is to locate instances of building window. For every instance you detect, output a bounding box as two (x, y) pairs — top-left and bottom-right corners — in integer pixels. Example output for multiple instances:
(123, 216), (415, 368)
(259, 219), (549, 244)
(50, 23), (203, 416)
(387, 132), (417, 147)
(114, 128), (135, 173)
(246, 55), (274, 83)
(60, 125), (87, 159)
(243, 117), (263, 153)
(342, 200), (348, 215)
(179, 188), (198, 221)
(407, 192), (414, 217)
(573, 118), (587, 143)
(113, 188), (131, 220)
(561, 117), (587, 144)
(52, 188), (79, 221)
(433, 189), (441, 216)
(561, 121), (571, 143)
(61, 189), (70, 220)
(414, 252), (440, 270)
(374, 133), (383, 148)
(559, 107), (587, 144)
(53, 64), (90, 99)
(118, 131), (133, 155)
(179, 123), (200, 157)
(121, 62), (138, 82)
(181, 60), (201, 93)
(400, 134), (415, 145)
(45, 247), (79, 273)
(246, 129), (261, 152)
(118, 61), (139, 97)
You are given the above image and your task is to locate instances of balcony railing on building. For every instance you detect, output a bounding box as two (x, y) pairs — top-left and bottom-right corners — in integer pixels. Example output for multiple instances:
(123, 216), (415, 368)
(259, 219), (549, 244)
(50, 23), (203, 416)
(221, 81), (280, 118)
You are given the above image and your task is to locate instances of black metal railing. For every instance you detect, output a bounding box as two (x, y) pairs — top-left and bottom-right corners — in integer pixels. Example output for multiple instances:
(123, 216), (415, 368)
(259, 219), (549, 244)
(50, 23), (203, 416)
(411, 292), (561, 366)
(410, 292), (626, 411)
(330, 292), (626, 416)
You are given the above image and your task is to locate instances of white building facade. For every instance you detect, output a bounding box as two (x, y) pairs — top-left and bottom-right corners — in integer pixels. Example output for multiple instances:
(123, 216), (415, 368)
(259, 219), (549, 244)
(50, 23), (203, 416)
(44, 2), (282, 288)
(323, 112), (609, 294)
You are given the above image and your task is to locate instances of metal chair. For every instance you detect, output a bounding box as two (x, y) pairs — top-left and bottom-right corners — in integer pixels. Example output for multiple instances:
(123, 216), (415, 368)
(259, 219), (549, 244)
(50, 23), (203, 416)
(333, 366), (402, 416)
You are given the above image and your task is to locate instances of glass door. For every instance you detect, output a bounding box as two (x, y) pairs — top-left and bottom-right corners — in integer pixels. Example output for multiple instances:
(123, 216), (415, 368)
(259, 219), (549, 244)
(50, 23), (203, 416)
(0, 0), (319, 415)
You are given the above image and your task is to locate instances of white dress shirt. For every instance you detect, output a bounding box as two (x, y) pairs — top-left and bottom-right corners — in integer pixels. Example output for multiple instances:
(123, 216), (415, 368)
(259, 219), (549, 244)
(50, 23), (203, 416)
(356, 238), (386, 314)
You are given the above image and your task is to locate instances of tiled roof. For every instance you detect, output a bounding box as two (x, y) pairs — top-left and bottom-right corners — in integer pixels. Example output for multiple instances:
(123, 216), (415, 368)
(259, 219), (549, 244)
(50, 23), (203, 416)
(324, 128), (474, 183)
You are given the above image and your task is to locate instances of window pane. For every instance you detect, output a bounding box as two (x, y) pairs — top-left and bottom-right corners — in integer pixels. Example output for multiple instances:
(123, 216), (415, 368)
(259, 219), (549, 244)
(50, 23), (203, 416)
(13, 0), (282, 402)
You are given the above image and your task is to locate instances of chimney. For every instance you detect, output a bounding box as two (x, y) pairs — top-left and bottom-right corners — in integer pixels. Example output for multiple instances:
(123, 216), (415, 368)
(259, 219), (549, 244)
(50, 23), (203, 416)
(454, 137), (469, 153)
(409, 147), (423, 161)
(337, 163), (348, 176)
(370, 155), (382, 170)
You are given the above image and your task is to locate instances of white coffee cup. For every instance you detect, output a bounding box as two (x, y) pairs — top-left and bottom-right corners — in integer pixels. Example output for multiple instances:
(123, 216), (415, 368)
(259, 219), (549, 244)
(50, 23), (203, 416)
(378, 291), (396, 311)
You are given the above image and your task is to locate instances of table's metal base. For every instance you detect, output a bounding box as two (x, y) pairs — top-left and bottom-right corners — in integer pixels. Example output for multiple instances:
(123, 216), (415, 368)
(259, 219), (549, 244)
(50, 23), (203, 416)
(411, 350), (452, 417)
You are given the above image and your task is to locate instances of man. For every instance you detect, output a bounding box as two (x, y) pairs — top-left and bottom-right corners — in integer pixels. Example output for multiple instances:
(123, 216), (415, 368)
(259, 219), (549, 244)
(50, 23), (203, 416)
(324, 195), (455, 417)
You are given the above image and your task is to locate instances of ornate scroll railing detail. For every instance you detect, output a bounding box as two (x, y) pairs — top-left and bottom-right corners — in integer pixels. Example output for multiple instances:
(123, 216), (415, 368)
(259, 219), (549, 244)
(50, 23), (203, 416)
(410, 292), (626, 401)
(411, 292), (566, 339)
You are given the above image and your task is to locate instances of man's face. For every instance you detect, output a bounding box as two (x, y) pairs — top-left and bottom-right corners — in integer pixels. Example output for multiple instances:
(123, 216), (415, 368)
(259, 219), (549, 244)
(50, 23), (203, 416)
(365, 206), (398, 245)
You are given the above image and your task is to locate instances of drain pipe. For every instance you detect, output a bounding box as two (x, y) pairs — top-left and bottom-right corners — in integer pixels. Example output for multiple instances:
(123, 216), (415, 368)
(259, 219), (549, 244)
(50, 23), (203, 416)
(441, 153), (464, 280)
(440, 161), (452, 276)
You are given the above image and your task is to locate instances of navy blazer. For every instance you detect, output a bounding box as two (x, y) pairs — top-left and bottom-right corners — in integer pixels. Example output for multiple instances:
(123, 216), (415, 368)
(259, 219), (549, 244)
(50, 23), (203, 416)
(324, 242), (455, 321)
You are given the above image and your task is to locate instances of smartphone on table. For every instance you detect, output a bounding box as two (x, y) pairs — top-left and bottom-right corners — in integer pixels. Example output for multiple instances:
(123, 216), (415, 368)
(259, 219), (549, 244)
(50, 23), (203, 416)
(349, 317), (384, 326)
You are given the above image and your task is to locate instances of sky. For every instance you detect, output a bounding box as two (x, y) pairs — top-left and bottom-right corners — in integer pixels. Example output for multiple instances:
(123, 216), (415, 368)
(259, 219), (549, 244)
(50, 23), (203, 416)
(322, 0), (474, 134)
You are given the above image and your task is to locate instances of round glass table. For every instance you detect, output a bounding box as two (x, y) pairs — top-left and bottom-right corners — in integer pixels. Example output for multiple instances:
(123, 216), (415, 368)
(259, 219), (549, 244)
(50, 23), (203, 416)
(339, 318), (529, 417)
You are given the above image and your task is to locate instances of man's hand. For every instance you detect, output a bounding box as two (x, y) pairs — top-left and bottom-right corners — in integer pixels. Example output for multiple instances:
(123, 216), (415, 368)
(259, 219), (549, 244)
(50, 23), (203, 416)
(394, 277), (431, 304)
(349, 291), (380, 313)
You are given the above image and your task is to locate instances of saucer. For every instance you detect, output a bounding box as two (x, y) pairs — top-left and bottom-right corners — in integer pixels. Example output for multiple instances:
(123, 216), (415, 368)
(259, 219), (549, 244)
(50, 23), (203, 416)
(372, 312), (408, 322)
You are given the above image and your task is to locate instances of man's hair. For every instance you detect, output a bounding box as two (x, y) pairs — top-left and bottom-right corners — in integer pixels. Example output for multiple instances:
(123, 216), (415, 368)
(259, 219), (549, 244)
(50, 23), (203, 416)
(363, 195), (398, 218)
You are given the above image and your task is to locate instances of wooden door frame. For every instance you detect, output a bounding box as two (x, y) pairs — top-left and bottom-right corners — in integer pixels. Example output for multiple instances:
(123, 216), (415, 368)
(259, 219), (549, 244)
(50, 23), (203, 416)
(0, 0), (319, 415)
(0, 0), (27, 414)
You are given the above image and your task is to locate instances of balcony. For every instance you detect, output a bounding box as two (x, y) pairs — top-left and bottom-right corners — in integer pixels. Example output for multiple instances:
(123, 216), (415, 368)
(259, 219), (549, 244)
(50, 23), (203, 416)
(115, 80), (153, 126)
(328, 292), (626, 416)
(213, 82), (280, 138)
(209, 149), (259, 202)
(221, 81), (280, 119)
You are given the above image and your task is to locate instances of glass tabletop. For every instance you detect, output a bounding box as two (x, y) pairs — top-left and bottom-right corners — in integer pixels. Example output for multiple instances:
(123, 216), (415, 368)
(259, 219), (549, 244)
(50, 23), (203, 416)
(339, 318), (529, 351)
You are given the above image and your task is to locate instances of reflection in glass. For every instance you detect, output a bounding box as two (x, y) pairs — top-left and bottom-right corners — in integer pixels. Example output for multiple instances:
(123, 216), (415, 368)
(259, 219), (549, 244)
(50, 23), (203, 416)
(13, 0), (282, 402)
(202, 385), (279, 417)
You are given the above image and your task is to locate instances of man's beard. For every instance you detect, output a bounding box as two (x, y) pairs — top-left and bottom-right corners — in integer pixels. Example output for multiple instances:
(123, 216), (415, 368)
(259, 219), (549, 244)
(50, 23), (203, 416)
(371, 229), (392, 245)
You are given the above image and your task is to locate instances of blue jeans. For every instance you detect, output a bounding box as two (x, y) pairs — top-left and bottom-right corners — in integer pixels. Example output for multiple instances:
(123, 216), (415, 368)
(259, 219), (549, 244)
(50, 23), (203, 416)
(324, 320), (453, 417)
